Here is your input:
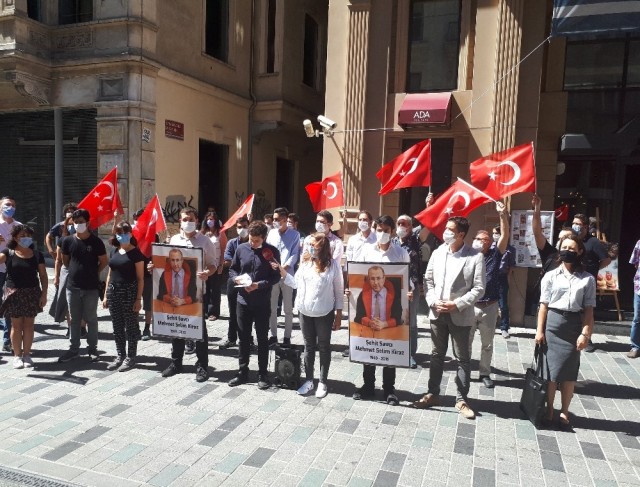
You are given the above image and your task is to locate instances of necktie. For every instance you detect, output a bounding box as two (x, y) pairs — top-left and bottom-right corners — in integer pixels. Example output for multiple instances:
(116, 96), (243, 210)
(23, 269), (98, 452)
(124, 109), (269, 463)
(174, 272), (180, 298)
(373, 292), (380, 319)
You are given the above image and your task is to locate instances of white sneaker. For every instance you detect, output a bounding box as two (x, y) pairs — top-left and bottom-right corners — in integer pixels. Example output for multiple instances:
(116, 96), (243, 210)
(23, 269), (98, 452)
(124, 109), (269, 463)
(297, 380), (314, 395)
(315, 382), (328, 398)
(22, 355), (34, 368)
(501, 330), (510, 339)
(13, 356), (24, 369)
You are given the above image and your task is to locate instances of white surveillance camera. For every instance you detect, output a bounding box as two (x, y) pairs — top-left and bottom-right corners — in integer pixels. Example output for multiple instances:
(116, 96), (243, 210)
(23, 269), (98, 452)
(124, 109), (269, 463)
(317, 115), (337, 130)
(303, 119), (316, 138)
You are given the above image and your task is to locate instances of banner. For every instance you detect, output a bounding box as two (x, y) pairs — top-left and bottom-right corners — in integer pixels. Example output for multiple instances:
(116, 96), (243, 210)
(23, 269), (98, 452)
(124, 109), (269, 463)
(151, 243), (205, 341)
(510, 210), (555, 268)
(347, 262), (411, 368)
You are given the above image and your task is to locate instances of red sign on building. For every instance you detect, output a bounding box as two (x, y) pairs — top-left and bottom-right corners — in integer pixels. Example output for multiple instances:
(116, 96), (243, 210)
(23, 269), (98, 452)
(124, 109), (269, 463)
(165, 120), (184, 140)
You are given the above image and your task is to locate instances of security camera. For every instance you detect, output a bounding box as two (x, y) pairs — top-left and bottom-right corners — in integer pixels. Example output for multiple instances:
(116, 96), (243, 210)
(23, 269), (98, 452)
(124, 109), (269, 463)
(303, 119), (316, 138)
(317, 115), (337, 130)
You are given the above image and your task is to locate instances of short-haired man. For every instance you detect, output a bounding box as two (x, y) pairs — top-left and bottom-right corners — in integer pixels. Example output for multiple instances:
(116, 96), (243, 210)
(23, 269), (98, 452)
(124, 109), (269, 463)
(345, 211), (376, 264)
(287, 213), (305, 242)
(157, 248), (198, 305)
(0, 196), (19, 353)
(354, 266), (403, 329)
(303, 210), (343, 265)
(469, 202), (509, 389)
(45, 202), (77, 259)
(59, 209), (108, 363)
(266, 207), (300, 348)
(159, 208), (217, 382)
(492, 224), (516, 339)
(416, 216), (485, 419)
(228, 221), (281, 389)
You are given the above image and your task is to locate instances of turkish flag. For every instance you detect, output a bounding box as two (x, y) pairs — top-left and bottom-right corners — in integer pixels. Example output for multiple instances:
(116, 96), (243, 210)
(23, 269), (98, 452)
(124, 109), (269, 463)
(414, 178), (493, 236)
(132, 194), (167, 258)
(469, 142), (536, 200)
(77, 167), (124, 229)
(377, 139), (431, 195)
(554, 204), (569, 221)
(221, 194), (254, 233)
(305, 171), (344, 212)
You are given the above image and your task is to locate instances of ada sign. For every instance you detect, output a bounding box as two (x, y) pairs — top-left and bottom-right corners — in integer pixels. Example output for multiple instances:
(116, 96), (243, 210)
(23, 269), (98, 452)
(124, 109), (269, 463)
(413, 110), (431, 121)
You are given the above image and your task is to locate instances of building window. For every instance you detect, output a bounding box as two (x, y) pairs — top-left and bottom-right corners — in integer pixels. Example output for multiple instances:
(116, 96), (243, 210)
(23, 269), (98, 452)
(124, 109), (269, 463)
(205, 0), (229, 63)
(58, 0), (93, 25)
(27, 0), (42, 22)
(407, 0), (461, 92)
(266, 0), (277, 73)
(564, 36), (640, 133)
(303, 14), (319, 88)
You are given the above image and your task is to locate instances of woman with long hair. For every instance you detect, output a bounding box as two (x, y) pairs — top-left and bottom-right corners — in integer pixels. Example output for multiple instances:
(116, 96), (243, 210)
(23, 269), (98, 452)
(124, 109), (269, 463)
(200, 211), (223, 321)
(536, 235), (596, 430)
(0, 224), (47, 369)
(279, 232), (343, 398)
(103, 222), (145, 372)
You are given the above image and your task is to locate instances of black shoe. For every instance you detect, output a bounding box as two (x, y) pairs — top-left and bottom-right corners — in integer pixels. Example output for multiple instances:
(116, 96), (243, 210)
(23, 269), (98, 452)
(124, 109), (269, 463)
(195, 365), (209, 382)
(141, 328), (151, 341)
(81, 327), (88, 338)
(119, 357), (135, 372)
(162, 363), (182, 377)
(353, 387), (375, 401)
(64, 328), (70, 338)
(229, 373), (248, 387)
(257, 374), (271, 390)
(87, 348), (100, 362)
(541, 416), (554, 429)
(107, 356), (124, 371)
(281, 338), (291, 348)
(268, 336), (278, 349)
(184, 340), (196, 355)
(385, 392), (399, 406)
(2, 343), (12, 353)
(250, 342), (258, 353)
(58, 350), (79, 363)
(481, 376), (495, 389)
(219, 339), (236, 349)
(584, 340), (596, 353)
(341, 349), (350, 358)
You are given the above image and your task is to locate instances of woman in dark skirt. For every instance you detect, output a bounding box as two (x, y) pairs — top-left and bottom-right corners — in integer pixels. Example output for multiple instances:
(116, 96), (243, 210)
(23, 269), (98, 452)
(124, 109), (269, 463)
(0, 225), (48, 369)
(536, 235), (596, 430)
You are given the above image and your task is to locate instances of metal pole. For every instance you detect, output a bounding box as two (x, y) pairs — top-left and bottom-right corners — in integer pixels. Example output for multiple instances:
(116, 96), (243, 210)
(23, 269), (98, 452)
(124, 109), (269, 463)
(54, 108), (63, 223)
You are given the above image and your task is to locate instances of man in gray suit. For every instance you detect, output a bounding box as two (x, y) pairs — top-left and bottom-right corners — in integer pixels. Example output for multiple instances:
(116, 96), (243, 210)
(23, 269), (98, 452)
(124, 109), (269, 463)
(415, 216), (485, 419)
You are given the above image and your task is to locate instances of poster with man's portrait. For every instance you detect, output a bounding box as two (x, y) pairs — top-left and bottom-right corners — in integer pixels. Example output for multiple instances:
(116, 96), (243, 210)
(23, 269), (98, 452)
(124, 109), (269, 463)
(151, 243), (205, 341)
(347, 262), (411, 368)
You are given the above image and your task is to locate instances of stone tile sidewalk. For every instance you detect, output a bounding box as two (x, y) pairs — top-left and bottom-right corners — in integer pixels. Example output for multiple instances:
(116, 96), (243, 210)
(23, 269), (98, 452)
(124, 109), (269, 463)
(0, 270), (638, 486)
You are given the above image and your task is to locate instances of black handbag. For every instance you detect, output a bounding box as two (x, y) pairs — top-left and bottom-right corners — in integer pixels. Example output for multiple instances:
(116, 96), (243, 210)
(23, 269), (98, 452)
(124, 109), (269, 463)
(520, 344), (550, 428)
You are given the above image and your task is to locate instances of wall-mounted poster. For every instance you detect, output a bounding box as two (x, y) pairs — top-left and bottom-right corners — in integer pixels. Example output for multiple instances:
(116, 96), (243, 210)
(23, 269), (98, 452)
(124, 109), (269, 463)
(151, 243), (205, 341)
(597, 258), (619, 291)
(347, 262), (411, 368)
(510, 210), (555, 268)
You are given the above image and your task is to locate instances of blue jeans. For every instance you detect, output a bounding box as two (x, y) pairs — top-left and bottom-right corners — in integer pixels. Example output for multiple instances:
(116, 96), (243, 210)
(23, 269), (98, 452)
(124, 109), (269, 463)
(66, 287), (99, 352)
(631, 293), (640, 351)
(0, 272), (11, 346)
(498, 273), (510, 331)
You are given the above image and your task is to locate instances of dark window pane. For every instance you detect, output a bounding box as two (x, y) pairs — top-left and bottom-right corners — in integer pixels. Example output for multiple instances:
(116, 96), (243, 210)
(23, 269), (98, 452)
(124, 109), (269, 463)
(27, 0), (42, 22)
(628, 40), (640, 87)
(58, 0), (93, 25)
(407, 0), (460, 92)
(564, 41), (625, 89)
(266, 0), (277, 73)
(205, 0), (229, 62)
(622, 90), (640, 125)
(303, 15), (319, 88)
(566, 91), (621, 133)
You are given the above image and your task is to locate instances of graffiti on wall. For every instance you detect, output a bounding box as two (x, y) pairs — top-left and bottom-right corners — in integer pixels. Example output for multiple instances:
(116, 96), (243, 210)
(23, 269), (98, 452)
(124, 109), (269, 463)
(163, 194), (195, 223)
(252, 189), (272, 220)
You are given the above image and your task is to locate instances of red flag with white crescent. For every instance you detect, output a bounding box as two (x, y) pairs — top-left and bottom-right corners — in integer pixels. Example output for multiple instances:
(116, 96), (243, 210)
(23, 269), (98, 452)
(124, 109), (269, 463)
(132, 194), (166, 258)
(77, 167), (124, 229)
(221, 194), (255, 233)
(305, 171), (344, 212)
(377, 139), (431, 195)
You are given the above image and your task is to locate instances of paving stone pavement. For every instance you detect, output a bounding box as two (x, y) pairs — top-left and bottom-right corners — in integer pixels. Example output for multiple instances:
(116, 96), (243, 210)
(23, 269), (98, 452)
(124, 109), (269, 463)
(0, 269), (639, 486)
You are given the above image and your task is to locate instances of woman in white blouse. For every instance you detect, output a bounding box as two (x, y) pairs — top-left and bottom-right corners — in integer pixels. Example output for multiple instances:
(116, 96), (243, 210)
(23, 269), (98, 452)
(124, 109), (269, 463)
(535, 235), (596, 431)
(278, 232), (343, 398)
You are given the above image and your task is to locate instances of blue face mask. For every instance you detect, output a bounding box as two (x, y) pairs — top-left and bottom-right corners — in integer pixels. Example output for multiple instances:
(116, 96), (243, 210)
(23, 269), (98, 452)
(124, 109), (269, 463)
(206, 219), (215, 228)
(2, 205), (15, 218)
(116, 233), (131, 245)
(309, 246), (316, 258)
(19, 237), (33, 248)
(571, 224), (582, 234)
(67, 224), (76, 235)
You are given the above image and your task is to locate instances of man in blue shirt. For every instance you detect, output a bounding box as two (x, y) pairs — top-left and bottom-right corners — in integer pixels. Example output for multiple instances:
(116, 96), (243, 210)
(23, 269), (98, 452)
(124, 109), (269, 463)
(492, 225), (516, 339)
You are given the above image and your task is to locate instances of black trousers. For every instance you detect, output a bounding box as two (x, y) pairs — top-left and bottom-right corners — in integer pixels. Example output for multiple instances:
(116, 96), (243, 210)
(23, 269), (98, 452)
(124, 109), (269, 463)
(236, 300), (270, 375)
(226, 278), (239, 342)
(362, 365), (396, 394)
(171, 327), (208, 368)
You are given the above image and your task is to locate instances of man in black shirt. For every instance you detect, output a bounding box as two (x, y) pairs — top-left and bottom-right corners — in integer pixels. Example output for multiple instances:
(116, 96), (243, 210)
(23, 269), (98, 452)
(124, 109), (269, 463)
(571, 214), (610, 278)
(59, 209), (108, 362)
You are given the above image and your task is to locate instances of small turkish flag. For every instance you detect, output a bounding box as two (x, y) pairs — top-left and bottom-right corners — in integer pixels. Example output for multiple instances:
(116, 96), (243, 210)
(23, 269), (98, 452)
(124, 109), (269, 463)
(77, 167), (124, 229)
(221, 194), (255, 233)
(469, 142), (536, 200)
(377, 139), (431, 195)
(554, 204), (569, 221)
(305, 171), (344, 212)
(132, 194), (166, 258)
(414, 178), (493, 236)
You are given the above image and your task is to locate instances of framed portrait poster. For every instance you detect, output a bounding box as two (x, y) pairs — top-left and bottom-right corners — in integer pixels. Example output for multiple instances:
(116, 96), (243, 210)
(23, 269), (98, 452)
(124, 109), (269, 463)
(346, 262), (411, 368)
(151, 243), (205, 341)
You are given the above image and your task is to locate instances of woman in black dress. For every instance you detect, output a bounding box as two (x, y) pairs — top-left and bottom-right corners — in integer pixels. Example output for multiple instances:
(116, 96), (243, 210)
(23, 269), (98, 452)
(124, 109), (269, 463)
(536, 235), (596, 430)
(103, 222), (145, 372)
(0, 225), (47, 369)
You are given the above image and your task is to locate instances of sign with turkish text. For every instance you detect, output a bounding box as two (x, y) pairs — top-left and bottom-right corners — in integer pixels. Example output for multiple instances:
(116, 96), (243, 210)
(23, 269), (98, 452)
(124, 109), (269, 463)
(510, 210), (555, 268)
(165, 120), (184, 140)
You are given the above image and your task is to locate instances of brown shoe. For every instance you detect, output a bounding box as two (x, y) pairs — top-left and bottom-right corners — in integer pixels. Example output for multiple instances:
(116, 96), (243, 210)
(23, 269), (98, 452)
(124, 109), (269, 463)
(627, 349), (640, 359)
(456, 401), (475, 419)
(413, 393), (439, 409)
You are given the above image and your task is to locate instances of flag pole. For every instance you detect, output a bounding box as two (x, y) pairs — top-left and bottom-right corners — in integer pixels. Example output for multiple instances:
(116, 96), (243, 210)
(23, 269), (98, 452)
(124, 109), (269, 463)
(456, 177), (498, 203)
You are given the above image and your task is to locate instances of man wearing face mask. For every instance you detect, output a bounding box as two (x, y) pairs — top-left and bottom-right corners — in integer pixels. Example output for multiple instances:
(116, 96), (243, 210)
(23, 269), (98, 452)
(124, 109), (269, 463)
(158, 208), (217, 382)
(468, 202), (509, 389)
(303, 210), (344, 265)
(492, 225), (516, 339)
(0, 196), (20, 353)
(266, 207), (300, 348)
(59, 209), (108, 363)
(345, 211), (376, 264)
(45, 202), (78, 259)
(352, 215), (411, 406)
(415, 216), (485, 419)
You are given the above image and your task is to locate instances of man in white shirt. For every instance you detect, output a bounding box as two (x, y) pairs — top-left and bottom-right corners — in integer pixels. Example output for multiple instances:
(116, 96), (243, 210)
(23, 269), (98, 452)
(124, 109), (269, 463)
(345, 210), (376, 265)
(0, 196), (19, 352)
(303, 210), (344, 265)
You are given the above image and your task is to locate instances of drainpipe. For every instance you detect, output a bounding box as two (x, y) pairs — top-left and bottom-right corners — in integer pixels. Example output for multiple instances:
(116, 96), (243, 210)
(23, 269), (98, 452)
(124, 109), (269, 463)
(247, 0), (257, 193)
(54, 108), (63, 223)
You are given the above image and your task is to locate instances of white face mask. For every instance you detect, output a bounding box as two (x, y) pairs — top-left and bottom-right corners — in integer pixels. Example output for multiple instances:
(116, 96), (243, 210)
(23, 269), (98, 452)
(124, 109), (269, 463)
(286, 222), (293, 229)
(272, 222), (280, 230)
(493, 234), (499, 243)
(358, 221), (370, 232)
(376, 231), (390, 245)
(472, 239), (484, 251)
(396, 226), (408, 239)
(442, 229), (456, 245)
(238, 228), (249, 239)
(181, 221), (197, 233)
(74, 223), (87, 234)
(315, 222), (327, 233)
